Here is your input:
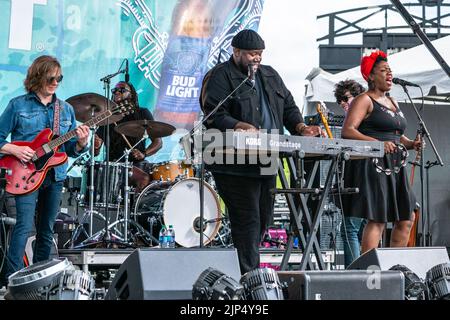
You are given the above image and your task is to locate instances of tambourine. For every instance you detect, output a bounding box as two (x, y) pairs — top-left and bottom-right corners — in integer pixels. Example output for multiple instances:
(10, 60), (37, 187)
(372, 143), (408, 176)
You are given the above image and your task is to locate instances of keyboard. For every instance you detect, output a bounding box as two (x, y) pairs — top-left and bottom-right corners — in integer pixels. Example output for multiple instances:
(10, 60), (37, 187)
(198, 131), (384, 159)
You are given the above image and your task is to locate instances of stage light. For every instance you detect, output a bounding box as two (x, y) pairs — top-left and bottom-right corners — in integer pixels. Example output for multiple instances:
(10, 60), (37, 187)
(7, 258), (94, 300)
(389, 264), (428, 300)
(240, 268), (284, 300)
(8, 258), (72, 300)
(47, 268), (95, 300)
(426, 263), (450, 300)
(192, 267), (244, 300)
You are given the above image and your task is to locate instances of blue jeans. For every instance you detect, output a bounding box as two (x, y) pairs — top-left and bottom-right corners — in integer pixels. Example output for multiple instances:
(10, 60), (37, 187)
(1, 173), (62, 282)
(341, 216), (367, 268)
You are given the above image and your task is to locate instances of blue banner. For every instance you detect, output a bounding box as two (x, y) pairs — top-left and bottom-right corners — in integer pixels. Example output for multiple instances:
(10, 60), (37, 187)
(0, 0), (266, 164)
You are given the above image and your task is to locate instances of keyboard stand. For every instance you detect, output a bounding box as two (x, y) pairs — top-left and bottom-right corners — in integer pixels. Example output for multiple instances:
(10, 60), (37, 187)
(275, 151), (348, 270)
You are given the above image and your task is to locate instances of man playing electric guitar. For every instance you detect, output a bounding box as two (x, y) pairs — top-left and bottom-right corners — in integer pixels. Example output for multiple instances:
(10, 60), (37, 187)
(0, 55), (89, 288)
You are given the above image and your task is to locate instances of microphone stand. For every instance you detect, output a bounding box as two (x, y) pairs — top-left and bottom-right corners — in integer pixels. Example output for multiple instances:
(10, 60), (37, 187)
(183, 72), (253, 248)
(113, 127), (159, 245)
(88, 115), (97, 237)
(400, 84), (444, 247)
(68, 122), (98, 247)
(99, 64), (126, 246)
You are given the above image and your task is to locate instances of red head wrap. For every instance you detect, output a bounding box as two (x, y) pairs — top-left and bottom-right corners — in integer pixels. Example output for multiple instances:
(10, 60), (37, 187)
(360, 50), (388, 81)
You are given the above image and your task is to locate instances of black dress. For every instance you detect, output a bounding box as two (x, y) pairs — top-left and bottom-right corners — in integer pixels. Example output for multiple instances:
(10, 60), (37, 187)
(341, 97), (416, 223)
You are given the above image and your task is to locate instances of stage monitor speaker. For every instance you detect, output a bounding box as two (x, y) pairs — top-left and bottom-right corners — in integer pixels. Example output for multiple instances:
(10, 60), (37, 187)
(105, 248), (240, 300)
(347, 247), (450, 279)
(278, 270), (405, 300)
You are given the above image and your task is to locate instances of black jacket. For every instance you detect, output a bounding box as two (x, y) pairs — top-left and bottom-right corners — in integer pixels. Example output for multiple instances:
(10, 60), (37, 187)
(200, 57), (304, 134)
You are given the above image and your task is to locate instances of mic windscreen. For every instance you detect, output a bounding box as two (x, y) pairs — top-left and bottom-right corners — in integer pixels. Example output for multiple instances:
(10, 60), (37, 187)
(392, 77), (419, 87)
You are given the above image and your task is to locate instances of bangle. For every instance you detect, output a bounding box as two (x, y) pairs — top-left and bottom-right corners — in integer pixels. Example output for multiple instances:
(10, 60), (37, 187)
(298, 124), (307, 135)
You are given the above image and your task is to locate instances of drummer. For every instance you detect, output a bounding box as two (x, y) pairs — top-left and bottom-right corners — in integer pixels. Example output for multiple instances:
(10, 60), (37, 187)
(94, 81), (162, 170)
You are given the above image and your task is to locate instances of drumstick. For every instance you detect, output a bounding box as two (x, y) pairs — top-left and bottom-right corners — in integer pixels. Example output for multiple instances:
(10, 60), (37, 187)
(114, 123), (134, 150)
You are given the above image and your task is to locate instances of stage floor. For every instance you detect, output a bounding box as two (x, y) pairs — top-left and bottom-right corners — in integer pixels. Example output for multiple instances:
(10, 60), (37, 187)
(57, 247), (339, 273)
(0, 247), (341, 300)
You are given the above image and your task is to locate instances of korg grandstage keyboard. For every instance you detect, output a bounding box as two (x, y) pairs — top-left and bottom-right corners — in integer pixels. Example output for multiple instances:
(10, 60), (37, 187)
(199, 131), (384, 159)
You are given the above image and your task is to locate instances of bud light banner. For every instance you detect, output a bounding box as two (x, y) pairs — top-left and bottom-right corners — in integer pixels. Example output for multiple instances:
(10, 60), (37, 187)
(153, 0), (263, 130)
(0, 0), (265, 163)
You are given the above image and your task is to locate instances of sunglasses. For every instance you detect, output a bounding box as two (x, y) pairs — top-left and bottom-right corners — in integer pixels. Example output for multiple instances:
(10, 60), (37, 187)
(111, 87), (131, 95)
(47, 75), (64, 84)
(339, 95), (354, 104)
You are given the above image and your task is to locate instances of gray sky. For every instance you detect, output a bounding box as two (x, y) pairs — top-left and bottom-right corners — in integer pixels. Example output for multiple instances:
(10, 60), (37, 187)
(258, 0), (409, 107)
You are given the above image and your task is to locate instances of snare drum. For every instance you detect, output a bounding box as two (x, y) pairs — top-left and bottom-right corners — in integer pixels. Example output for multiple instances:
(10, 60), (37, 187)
(133, 178), (221, 247)
(151, 161), (194, 181)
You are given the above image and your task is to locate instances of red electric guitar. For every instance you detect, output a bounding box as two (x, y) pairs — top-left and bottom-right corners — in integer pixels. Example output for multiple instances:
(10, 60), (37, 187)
(0, 100), (135, 195)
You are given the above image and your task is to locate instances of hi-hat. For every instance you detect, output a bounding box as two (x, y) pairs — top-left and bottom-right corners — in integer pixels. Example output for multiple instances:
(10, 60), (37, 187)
(66, 93), (124, 125)
(114, 120), (176, 138)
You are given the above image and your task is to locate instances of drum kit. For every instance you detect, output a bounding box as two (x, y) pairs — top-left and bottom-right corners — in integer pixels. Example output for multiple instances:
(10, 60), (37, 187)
(64, 93), (227, 249)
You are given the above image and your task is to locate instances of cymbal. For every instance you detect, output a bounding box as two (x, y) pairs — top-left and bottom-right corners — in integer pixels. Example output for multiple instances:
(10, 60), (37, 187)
(114, 120), (176, 138)
(66, 93), (124, 126)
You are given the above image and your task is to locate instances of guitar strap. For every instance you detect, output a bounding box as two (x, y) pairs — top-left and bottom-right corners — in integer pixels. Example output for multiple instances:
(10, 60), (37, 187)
(53, 99), (61, 136)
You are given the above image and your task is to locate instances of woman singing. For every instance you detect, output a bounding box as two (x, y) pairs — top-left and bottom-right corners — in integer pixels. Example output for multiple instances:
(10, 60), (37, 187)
(341, 50), (421, 254)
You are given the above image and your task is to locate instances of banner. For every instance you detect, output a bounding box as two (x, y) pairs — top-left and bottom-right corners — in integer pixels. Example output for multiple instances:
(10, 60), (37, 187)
(0, 0), (266, 164)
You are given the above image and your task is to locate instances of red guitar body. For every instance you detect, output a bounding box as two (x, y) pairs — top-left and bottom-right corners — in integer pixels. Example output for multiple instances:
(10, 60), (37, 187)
(0, 128), (68, 195)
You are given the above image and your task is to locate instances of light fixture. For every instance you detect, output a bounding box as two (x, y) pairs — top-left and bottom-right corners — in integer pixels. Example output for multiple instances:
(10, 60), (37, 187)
(47, 268), (95, 300)
(7, 258), (94, 300)
(389, 264), (428, 300)
(240, 268), (284, 300)
(426, 263), (450, 300)
(192, 267), (244, 300)
(8, 259), (72, 300)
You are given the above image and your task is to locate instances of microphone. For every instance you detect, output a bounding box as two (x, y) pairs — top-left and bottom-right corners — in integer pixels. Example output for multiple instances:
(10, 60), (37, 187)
(125, 59), (130, 83)
(0, 216), (16, 226)
(248, 63), (257, 86)
(393, 77), (419, 88)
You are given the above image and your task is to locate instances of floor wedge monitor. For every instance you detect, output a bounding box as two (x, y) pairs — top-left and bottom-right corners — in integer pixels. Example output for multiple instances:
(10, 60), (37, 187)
(105, 248), (241, 300)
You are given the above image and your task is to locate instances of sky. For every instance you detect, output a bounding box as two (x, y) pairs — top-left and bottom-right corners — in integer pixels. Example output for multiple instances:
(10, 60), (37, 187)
(257, 0), (439, 107)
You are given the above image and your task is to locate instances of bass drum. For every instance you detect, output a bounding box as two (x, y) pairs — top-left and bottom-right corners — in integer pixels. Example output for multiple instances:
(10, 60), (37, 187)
(133, 178), (221, 248)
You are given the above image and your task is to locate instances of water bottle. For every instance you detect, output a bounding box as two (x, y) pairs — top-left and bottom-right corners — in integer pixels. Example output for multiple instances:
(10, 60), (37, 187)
(167, 225), (176, 248)
(159, 225), (168, 248)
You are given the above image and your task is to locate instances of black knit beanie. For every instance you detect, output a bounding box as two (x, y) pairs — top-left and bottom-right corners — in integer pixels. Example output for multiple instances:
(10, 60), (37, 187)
(231, 29), (265, 50)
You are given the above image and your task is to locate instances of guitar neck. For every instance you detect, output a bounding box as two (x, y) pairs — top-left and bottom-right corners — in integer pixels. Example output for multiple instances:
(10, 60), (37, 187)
(317, 103), (333, 139)
(47, 110), (112, 149)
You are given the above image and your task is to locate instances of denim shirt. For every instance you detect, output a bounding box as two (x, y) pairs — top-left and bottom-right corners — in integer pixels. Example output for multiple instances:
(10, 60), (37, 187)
(0, 92), (88, 182)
